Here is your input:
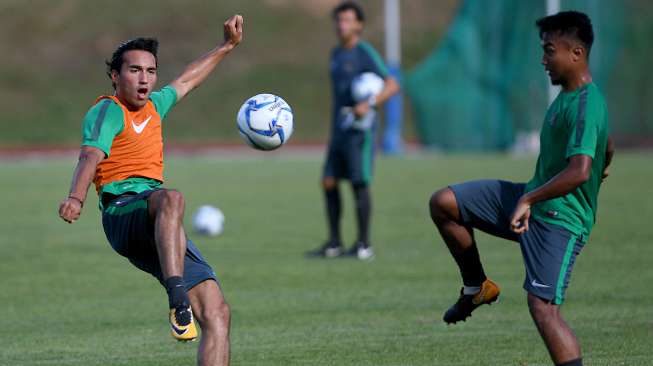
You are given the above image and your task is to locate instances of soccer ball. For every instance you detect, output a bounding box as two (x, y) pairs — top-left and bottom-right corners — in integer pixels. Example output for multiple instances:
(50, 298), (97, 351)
(192, 205), (225, 237)
(237, 94), (293, 151)
(351, 72), (385, 102)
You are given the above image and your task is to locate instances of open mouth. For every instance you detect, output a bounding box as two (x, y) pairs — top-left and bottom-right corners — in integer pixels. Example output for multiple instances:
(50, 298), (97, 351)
(137, 87), (148, 99)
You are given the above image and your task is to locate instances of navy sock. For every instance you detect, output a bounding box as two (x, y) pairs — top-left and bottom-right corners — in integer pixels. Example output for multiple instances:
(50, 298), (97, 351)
(453, 243), (487, 287)
(556, 358), (582, 366)
(353, 184), (371, 246)
(324, 187), (341, 245)
(164, 276), (189, 309)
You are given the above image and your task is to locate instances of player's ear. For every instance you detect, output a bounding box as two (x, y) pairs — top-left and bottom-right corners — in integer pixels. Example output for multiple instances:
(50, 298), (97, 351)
(571, 45), (584, 62)
(110, 69), (120, 86)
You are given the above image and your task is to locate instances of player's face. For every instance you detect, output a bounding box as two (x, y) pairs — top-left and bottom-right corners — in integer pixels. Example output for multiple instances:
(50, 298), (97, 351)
(112, 50), (157, 110)
(335, 10), (362, 43)
(540, 32), (578, 86)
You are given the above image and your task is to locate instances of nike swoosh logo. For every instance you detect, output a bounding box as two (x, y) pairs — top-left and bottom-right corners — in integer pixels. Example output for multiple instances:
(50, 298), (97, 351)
(131, 115), (152, 134)
(531, 279), (551, 289)
(171, 322), (187, 336)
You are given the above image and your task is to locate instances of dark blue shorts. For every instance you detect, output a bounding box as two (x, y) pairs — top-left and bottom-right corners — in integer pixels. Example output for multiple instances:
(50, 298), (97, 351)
(323, 131), (375, 185)
(450, 180), (584, 304)
(101, 190), (217, 291)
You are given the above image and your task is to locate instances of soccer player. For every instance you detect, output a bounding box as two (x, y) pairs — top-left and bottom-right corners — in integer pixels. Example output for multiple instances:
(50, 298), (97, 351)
(58, 15), (243, 366)
(428, 11), (614, 366)
(309, 1), (400, 260)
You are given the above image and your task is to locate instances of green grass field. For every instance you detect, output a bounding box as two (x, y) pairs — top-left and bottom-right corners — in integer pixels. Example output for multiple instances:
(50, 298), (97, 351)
(1, 152), (651, 365)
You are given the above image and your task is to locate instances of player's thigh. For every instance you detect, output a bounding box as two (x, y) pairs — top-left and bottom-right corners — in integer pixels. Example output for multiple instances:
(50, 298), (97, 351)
(448, 179), (524, 241)
(188, 279), (230, 330)
(519, 219), (584, 305)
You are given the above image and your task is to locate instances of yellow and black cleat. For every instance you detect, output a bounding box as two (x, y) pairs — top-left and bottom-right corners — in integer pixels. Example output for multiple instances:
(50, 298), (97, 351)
(169, 306), (198, 342)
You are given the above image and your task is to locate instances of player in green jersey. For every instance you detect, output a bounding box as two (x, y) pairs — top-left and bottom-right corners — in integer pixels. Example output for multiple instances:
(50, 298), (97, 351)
(428, 11), (614, 366)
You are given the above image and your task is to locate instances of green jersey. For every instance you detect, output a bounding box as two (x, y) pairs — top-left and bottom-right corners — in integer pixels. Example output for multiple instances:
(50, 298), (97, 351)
(525, 83), (609, 238)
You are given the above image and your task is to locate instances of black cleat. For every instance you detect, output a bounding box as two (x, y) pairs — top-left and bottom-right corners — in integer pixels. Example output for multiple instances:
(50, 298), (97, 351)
(443, 279), (500, 324)
(346, 241), (375, 261)
(306, 241), (344, 258)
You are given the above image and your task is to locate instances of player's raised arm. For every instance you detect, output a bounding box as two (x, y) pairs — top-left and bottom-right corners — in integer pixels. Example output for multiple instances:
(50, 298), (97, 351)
(170, 14), (244, 102)
(58, 146), (105, 223)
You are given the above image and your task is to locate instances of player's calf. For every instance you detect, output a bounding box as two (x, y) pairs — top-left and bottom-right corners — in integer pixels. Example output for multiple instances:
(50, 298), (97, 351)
(527, 294), (582, 365)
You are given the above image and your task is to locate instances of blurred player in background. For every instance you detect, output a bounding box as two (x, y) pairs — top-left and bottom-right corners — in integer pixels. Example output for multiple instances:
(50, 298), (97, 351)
(58, 14), (243, 366)
(429, 11), (614, 366)
(309, 1), (399, 260)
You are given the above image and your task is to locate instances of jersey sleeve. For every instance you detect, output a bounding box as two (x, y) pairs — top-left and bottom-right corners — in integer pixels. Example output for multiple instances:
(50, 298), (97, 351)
(359, 42), (390, 78)
(81, 100), (124, 157)
(565, 88), (601, 159)
(149, 85), (178, 120)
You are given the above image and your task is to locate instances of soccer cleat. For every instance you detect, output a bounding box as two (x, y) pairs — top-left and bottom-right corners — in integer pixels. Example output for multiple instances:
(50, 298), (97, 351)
(357, 246), (375, 261)
(169, 305), (198, 342)
(443, 279), (500, 324)
(346, 242), (375, 261)
(306, 241), (345, 258)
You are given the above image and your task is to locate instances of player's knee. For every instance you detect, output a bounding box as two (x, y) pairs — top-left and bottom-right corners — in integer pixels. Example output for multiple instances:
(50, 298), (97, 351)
(322, 177), (337, 191)
(160, 190), (185, 212)
(200, 301), (230, 331)
(527, 293), (559, 324)
(429, 188), (456, 223)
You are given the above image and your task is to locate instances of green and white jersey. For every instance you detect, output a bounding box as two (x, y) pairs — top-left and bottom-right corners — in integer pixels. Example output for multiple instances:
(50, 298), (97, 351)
(525, 82), (609, 238)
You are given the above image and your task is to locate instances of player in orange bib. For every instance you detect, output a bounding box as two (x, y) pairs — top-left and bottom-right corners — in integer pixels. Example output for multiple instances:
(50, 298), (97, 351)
(58, 15), (243, 366)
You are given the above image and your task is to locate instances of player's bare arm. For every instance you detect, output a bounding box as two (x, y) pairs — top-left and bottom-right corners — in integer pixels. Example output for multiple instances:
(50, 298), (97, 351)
(602, 136), (615, 180)
(510, 154), (592, 233)
(170, 14), (244, 101)
(58, 146), (105, 223)
(353, 76), (400, 117)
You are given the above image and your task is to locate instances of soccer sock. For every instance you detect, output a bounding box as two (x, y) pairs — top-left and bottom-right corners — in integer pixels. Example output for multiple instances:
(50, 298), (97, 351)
(353, 184), (371, 246)
(164, 276), (189, 309)
(453, 243), (487, 287)
(556, 358), (582, 366)
(324, 187), (342, 245)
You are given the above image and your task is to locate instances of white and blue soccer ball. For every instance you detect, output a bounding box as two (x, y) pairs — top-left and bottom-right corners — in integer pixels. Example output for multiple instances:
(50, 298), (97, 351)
(192, 205), (225, 237)
(237, 94), (293, 151)
(351, 72), (384, 102)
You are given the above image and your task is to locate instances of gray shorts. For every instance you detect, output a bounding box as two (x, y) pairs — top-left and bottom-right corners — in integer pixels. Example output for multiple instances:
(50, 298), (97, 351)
(101, 189), (218, 292)
(450, 180), (584, 304)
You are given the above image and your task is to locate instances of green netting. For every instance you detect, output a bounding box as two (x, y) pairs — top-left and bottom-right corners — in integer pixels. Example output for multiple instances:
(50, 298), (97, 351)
(406, 0), (649, 151)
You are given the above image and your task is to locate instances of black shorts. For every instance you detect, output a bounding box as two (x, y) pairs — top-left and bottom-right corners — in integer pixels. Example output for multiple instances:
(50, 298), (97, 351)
(323, 131), (375, 185)
(101, 189), (217, 291)
(450, 180), (585, 304)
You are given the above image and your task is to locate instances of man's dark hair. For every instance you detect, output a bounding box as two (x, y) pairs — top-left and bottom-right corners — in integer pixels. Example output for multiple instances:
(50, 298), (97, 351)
(332, 1), (365, 22)
(536, 11), (594, 55)
(105, 37), (159, 88)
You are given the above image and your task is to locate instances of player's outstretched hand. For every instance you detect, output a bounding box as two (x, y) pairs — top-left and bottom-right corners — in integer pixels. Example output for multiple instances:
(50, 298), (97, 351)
(223, 14), (243, 49)
(510, 198), (531, 234)
(59, 197), (82, 224)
